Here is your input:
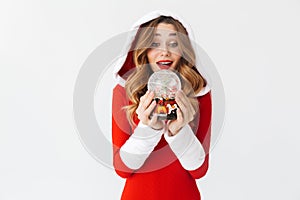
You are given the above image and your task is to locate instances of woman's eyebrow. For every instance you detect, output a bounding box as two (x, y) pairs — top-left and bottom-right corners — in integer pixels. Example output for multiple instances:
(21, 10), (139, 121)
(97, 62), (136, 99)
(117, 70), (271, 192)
(154, 32), (177, 37)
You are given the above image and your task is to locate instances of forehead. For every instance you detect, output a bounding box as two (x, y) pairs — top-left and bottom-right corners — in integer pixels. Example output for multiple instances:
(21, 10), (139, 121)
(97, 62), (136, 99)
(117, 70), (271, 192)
(154, 23), (177, 36)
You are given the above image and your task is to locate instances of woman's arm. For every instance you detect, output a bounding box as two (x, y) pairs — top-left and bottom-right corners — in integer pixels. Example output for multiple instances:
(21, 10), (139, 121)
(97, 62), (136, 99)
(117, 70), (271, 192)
(112, 85), (163, 178)
(164, 91), (212, 179)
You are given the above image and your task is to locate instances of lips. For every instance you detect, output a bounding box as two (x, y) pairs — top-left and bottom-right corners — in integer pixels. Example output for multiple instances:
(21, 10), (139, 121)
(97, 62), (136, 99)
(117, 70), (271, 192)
(156, 60), (173, 70)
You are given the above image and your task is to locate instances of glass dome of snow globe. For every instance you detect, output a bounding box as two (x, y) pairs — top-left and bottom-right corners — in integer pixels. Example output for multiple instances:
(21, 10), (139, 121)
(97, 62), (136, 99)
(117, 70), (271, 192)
(147, 70), (181, 99)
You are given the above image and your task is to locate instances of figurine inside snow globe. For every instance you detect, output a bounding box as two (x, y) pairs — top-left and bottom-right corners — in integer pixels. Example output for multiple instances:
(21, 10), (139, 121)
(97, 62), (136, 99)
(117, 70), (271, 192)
(148, 70), (181, 120)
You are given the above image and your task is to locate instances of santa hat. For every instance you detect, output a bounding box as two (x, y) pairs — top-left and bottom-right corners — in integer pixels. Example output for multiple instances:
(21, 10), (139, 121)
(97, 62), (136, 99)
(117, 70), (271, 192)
(113, 10), (211, 96)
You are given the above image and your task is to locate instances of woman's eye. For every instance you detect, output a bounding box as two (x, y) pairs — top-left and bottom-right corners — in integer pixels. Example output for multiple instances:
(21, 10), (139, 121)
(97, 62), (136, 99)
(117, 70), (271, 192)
(150, 42), (160, 47)
(168, 42), (178, 48)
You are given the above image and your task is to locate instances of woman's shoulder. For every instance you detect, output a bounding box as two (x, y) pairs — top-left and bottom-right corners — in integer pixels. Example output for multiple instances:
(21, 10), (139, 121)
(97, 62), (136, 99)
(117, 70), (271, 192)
(195, 85), (211, 98)
(113, 83), (126, 96)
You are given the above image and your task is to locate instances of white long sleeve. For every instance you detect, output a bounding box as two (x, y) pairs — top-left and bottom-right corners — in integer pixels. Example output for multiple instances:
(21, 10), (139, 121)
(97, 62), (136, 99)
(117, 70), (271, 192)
(164, 125), (205, 170)
(120, 122), (164, 170)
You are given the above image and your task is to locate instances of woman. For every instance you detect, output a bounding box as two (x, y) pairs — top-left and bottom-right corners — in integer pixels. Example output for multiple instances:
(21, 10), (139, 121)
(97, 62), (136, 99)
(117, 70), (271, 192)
(112, 10), (212, 200)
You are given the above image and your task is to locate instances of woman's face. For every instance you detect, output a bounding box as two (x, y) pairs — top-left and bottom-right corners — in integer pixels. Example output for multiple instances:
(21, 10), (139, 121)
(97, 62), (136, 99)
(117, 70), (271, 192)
(147, 23), (182, 72)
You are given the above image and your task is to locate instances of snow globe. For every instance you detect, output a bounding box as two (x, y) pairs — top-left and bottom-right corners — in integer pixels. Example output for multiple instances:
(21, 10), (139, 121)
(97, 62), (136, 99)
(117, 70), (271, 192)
(147, 70), (181, 120)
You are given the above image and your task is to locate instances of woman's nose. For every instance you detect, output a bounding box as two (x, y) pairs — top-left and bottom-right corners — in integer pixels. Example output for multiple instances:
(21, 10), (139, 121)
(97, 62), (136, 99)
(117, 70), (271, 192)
(160, 45), (170, 56)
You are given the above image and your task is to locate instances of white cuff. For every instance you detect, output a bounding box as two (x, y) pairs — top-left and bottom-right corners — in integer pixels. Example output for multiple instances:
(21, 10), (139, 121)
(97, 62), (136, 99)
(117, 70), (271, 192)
(120, 122), (164, 169)
(164, 125), (205, 170)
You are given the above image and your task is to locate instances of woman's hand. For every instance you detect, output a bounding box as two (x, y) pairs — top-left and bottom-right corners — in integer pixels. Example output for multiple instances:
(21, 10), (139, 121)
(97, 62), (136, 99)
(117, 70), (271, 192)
(136, 91), (164, 130)
(167, 90), (196, 136)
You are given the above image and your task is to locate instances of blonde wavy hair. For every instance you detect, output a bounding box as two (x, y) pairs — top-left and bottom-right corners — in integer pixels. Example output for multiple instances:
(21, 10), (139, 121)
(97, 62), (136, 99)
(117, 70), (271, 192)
(124, 16), (206, 125)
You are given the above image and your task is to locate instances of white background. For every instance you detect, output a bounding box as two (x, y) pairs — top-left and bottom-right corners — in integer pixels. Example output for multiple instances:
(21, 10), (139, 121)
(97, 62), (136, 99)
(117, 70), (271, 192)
(1, 0), (300, 199)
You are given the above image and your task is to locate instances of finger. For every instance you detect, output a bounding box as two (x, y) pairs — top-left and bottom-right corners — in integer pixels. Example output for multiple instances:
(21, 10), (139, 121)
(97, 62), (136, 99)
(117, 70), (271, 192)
(181, 104), (195, 122)
(140, 90), (149, 106)
(176, 107), (184, 123)
(142, 91), (155, 110)
(144, 100), (157, 117)
(175, 99), (195, 124)
(176, 90), (196, 118)
(175, 90), (189, 108)
(177, 90), (195, 111)
(135, 107), (140, 118)
(175, 95), (188, 116)
(175, 93), (191, 118)
(149, 114), (165, 130)
(190, 103), (197, 118)
(137, 91), (150, 116)
(185, 99), (196, 117)
(150, 112), (158, 125)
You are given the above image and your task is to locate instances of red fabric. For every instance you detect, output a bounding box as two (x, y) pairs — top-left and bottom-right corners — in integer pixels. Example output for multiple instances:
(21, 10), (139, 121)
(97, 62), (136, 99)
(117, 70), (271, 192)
(112, 84), (212, 200)
(118, 51), (135, 78)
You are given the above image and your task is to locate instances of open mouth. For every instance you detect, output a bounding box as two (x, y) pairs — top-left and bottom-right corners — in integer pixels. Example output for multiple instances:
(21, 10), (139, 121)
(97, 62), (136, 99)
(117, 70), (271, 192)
(156, 60), (173, 70)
